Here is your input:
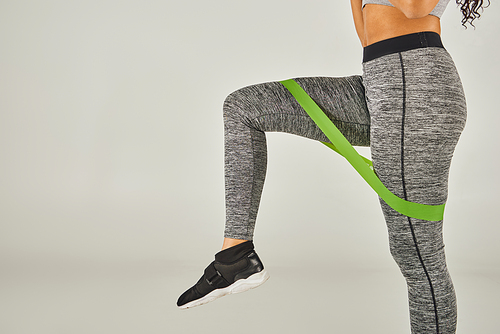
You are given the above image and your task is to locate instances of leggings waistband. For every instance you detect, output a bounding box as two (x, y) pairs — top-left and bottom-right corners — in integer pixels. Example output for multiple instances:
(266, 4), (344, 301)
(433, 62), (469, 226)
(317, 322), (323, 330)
(363, 31), (444, 63)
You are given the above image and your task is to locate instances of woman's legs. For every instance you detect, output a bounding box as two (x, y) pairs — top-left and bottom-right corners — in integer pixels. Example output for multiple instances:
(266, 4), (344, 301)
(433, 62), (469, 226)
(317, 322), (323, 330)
(364, 48), (466, 334)
(181, 47), (465, 333)
(223, 76), (370, 241)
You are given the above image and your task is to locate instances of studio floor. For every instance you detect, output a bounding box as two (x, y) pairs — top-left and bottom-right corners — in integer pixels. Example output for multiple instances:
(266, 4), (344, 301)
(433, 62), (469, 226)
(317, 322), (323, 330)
(1, 256), (499, 334)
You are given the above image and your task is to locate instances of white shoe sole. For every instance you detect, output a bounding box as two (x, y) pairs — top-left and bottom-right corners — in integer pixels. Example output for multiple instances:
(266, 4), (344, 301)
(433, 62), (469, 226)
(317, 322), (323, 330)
(178, 269), (270, 309)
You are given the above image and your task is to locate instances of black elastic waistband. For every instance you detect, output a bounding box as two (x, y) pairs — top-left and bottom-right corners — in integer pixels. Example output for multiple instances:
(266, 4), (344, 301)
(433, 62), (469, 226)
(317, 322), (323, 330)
(363, 31), (444, 63)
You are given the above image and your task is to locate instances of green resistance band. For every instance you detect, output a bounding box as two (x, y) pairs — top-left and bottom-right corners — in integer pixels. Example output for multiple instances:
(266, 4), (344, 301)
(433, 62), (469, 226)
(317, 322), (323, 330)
(280, 79), (445, 221)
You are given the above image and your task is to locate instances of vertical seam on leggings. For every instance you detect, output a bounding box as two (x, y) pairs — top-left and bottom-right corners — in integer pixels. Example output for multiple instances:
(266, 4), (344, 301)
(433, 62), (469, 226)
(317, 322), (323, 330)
(398, 52), (440, 334)
(399, 53), (408, 200)
(248, 128), (257, 240)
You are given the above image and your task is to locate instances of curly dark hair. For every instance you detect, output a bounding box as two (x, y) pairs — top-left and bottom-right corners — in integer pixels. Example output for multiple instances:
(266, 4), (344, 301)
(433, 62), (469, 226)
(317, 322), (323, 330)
(456, 0), (490, 27)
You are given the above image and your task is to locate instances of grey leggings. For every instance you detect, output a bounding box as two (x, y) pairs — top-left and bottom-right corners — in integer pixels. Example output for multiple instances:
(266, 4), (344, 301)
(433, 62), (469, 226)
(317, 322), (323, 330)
(223, 45), (466, 333)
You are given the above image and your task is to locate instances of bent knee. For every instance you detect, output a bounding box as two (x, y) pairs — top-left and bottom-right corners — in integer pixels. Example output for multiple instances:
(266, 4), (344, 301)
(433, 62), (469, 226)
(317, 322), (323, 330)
(223, 89), (245, 119)
(223, 87), (260, 126)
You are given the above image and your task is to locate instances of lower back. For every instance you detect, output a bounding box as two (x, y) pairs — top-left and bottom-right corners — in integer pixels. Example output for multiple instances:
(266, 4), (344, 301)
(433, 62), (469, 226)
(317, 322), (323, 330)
(363, 5), (441, 46)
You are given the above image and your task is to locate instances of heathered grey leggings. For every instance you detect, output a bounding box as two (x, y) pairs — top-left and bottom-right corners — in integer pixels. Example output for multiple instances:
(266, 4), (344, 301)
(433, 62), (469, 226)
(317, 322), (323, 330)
(223, 42), (466, 333)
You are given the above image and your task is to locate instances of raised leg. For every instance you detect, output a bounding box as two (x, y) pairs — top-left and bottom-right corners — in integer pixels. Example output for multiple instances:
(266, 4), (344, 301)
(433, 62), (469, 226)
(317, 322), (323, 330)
(223, 76), (370, 240)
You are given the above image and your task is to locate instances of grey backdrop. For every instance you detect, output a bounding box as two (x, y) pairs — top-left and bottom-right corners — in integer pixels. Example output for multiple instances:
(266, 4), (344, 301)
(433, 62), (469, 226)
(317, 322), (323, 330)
(1, 1), (498, 333)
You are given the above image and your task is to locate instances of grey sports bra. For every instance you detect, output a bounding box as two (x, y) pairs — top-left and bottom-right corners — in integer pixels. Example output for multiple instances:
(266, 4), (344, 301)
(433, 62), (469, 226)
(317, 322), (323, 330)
(362, 0), (450, 18)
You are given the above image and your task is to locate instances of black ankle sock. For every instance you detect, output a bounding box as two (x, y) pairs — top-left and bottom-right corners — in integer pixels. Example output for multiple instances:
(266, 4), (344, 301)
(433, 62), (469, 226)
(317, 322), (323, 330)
(215, 241), (254, 263)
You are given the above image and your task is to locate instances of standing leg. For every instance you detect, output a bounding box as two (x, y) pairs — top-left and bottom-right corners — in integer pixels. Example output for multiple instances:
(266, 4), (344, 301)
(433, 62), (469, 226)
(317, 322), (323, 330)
(364, 48), (466, 333)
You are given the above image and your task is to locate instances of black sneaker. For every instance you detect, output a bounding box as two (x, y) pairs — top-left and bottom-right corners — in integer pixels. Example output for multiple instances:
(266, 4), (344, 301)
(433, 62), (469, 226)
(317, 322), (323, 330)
(177, 241), (269, 309)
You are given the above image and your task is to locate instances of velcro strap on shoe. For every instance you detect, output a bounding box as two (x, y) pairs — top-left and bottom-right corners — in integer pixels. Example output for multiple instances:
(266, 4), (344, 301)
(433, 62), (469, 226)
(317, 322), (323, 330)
(204, 262), (229, 288)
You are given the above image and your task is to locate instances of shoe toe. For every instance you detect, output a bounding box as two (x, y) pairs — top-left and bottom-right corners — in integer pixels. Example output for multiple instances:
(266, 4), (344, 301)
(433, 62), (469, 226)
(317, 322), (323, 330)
(177, 286), (201, 307)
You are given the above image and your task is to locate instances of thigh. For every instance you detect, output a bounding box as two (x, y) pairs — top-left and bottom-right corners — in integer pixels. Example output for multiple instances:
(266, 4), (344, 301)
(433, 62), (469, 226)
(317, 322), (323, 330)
(223, 76), (371, 147)
(364, 49), (467, 206)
